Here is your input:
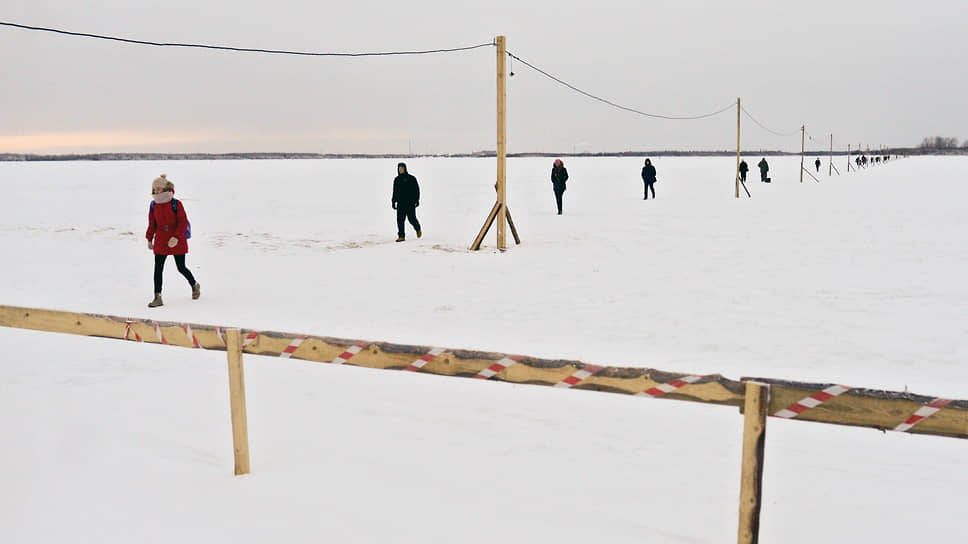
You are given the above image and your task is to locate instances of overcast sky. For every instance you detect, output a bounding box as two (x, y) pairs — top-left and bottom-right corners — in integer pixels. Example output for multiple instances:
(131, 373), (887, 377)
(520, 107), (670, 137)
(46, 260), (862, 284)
(1, 0), (965, 154)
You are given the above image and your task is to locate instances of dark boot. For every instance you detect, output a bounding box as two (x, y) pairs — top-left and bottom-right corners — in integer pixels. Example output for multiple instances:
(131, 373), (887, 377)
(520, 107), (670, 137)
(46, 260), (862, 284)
(148, 294), (163, 308)
(192, 282), (201, 300)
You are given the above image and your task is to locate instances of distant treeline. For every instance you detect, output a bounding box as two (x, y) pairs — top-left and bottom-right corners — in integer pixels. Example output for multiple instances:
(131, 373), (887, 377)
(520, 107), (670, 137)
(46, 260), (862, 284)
(0, 147), (959, 162)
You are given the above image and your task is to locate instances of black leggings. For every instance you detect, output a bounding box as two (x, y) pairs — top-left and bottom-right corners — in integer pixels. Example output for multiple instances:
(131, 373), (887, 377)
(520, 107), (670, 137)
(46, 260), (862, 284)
(643, 181), (655, 199)
(554, 189), (564, 213)
(154, 254), (196, 294)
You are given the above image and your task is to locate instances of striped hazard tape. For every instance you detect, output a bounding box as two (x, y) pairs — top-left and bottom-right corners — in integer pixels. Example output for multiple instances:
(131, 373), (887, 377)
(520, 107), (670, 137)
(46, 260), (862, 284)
(332, 341), (369, 364)
(242, 331), (259, 348)
(894, 398), (952, 433)
(154, 323), (167, 344)
(123, 320), (142, 342)
(637, 374), (705, 398)
(554, 364), (604, 388)
(473, 355), (522, 380)
(773, 384), (851, 419)
(183, 324), (200, 348)
(405, 347), (445, 372)
(280, 336), (306, 359)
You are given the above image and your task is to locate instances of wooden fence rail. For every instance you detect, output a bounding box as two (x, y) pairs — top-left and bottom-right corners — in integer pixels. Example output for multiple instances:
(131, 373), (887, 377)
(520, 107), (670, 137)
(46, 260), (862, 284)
(1, 304), (965, 440)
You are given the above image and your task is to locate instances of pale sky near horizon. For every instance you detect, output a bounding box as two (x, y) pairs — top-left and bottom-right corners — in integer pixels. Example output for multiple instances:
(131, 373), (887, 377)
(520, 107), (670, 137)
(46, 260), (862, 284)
(1, 0), (965, 154)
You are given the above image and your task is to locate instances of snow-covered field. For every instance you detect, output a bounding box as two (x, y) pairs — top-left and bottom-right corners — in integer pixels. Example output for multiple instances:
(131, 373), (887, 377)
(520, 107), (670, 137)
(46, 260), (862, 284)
(1, 155), (966, 542)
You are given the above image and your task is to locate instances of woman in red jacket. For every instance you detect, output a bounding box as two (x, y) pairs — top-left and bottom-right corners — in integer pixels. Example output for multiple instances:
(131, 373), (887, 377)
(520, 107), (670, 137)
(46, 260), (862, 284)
(146, 174), (200, 307)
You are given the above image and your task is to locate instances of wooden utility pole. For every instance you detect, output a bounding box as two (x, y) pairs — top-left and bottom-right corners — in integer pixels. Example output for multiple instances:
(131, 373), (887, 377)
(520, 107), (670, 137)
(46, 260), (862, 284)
(225, 328), (250, 475)
(847, 144), (851, 172)
(737, 381), (770, 544)
(495, 35), (507, 249)
(470, 35), (519, 251)
(800, 125), (805, 183)
(735, 98), (741, 198)
(829, 134), (833, 176)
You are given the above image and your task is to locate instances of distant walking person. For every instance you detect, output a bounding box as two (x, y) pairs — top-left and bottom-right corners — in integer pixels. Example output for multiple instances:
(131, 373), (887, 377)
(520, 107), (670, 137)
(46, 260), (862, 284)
(815, 157), (821, 172)
(738, 159), (749, 182)
(392, 162), (421, 242)
(641, 158), (657, 199)
(551, 158), (568, 215)
(146, 174), (200, 308)
(757, 157), (770, 182)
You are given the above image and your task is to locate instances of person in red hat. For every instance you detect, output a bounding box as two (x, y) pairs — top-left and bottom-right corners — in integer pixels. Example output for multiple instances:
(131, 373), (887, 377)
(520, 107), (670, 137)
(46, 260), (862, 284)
(145, 174), (200, 307)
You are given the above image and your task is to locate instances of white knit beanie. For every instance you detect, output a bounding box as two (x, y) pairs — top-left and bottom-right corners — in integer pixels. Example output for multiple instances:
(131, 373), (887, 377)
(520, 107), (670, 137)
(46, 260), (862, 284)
(152, 174), (174, 193)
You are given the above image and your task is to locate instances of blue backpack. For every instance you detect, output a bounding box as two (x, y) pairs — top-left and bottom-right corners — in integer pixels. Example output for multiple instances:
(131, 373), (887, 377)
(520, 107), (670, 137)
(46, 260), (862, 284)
(150, 198), (191, 239)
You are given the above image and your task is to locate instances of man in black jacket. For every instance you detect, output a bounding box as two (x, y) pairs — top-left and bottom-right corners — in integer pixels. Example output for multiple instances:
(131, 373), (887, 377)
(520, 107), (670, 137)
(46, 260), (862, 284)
(641, 158), (657, 199)
(392, 162), (421, 242)
(757, 158), (770, 182)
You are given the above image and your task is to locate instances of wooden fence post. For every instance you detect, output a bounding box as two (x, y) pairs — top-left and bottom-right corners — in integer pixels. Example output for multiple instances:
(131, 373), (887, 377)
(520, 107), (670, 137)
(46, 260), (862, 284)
(738, 381), (770, 544)
(225, 328), (250, 475)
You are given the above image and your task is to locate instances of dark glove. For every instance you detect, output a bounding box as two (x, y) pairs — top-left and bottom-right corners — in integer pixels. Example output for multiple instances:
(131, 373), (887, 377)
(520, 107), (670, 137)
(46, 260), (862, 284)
(392, 202), (397, 210)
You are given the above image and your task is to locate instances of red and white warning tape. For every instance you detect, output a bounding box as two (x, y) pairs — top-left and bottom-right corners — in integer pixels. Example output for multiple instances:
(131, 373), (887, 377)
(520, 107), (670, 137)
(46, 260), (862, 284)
(473, 356), (522, 380)
(554, 364), (604, 388)
(183, 324), (200, 348)
(637, 374), (705, 398)
(332, 341), (369, 364)
(123, 320), (142, 342)
(405, 347), (445, 372)
(773, 384), (851, 419)
(894, 398), (952, 433)
(281, 336), (306, 359)
(242, 331), (259, 348)
(154, 323), (167, 344)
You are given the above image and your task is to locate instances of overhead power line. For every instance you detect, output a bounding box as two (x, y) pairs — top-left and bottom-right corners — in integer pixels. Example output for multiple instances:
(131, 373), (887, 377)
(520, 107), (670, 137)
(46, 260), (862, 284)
(0, 20), (494, 57)
(740, 105), (801, 137)
(506, 51), (736, 121)
(4, 20), (807, 137)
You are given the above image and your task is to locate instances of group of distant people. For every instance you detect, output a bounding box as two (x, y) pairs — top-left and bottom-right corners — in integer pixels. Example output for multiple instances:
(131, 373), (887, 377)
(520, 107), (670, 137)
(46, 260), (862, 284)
(738, 158), (771, 183)
(548, 158), (659, 215)
(854, 154), (890, 168)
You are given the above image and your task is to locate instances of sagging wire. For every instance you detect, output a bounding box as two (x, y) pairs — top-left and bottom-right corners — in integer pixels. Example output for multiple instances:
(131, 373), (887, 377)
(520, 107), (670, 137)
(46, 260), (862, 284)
(0, 20), (495, 57)
(740, 105), (801, 137)
(506, 50), (736, 121)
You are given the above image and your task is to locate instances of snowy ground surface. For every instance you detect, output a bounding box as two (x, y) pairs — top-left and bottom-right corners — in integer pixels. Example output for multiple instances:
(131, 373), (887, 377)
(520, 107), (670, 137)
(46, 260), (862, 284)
(1, 156), (966, 542)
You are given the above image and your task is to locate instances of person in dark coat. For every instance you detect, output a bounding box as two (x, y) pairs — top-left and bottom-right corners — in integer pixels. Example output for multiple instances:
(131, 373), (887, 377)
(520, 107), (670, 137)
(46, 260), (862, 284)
(738, 160), (749, 182)
(641, 158), (657, 199)
(392, 162), (421, 241)
(145, 174), (200, 308)
(757, 158), (770, 182)
(815, 157), (821, 172)
(551, 158), (568, 215)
